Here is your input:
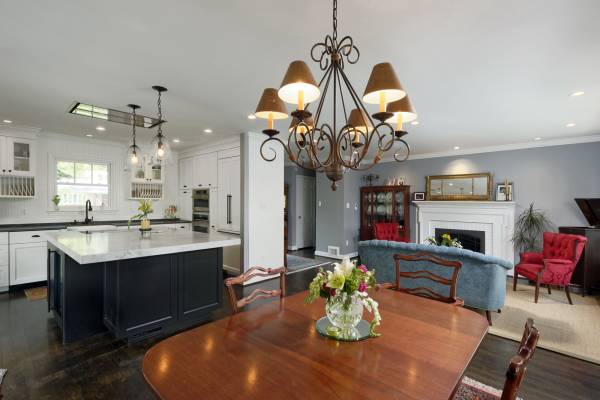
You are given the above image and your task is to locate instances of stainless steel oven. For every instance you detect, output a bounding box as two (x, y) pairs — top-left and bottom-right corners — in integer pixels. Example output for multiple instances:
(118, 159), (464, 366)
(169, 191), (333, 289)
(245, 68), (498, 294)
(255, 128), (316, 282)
(192, 189), (210, 233)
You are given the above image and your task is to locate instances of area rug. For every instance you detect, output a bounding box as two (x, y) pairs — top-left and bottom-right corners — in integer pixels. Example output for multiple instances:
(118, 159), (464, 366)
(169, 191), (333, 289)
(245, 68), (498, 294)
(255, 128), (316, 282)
(24, 286), (47, 301)
(489, 282), (600, 364)
(453, 376), (520, 400)
(286, 254), (330, 273)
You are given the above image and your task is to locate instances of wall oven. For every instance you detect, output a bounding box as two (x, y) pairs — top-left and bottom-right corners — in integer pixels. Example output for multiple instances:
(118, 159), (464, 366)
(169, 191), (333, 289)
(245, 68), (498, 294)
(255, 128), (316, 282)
(192, 189), (210, 233)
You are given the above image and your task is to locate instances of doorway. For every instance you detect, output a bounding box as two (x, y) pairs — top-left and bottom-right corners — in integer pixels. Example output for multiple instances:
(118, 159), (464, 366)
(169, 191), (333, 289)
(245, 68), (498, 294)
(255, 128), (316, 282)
(295, 175), (316, 249)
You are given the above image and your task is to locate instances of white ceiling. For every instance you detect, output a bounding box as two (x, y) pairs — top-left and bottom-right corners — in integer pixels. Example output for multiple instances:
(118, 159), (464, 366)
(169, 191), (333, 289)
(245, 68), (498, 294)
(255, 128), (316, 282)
(1, 0), (599, 155)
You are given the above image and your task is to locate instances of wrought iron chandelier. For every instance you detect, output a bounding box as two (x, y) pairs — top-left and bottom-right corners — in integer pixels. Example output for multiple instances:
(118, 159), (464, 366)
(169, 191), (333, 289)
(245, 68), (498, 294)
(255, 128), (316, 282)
(253, 0), (417, 190)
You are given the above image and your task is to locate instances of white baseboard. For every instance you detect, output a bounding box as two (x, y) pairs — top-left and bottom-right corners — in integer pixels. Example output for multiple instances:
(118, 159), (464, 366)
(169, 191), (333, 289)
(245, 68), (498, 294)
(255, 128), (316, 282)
(314, 251), (358, 260)
(223, 264), (241, 275)
(288, 245), (298, 251)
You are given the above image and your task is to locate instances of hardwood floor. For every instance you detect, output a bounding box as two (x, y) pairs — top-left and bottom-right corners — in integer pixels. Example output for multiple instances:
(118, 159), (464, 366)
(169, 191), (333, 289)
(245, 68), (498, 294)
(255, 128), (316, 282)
(1, 266), (599, 399)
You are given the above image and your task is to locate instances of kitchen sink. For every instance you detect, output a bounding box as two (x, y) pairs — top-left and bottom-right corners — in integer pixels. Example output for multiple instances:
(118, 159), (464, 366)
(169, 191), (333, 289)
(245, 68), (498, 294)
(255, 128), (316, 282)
(67, 225), (118, 232)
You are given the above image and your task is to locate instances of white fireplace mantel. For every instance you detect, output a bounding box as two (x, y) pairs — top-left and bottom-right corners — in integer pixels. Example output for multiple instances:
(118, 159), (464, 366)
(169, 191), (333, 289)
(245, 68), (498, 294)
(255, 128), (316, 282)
(414, 201), (516, 264)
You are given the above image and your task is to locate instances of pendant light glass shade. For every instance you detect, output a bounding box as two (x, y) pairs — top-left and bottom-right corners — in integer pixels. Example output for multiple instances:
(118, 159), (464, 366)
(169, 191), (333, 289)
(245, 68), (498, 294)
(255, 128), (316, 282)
(278, 60), (320, 107)
(255, 88), (288, 120)
(362, 62), (406, 105)
(347, 108), (373, 134)
(386, 95), (417, 124)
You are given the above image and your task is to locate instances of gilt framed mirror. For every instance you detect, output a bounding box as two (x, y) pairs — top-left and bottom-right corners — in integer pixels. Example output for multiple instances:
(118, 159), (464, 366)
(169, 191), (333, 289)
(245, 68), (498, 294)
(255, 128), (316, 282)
(425, 173), (492, 201)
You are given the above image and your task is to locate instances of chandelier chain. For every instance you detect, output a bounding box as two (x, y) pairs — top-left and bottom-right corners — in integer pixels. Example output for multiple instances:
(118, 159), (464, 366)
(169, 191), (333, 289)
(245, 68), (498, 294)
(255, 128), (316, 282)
(131, 107), (137, 146)
(156, 91), (163, 138)
(332, 0), (338, 42)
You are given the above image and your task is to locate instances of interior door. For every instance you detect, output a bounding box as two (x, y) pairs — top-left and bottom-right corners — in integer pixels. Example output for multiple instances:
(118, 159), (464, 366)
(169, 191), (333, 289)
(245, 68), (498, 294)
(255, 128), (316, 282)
(296, 175), (316, 249)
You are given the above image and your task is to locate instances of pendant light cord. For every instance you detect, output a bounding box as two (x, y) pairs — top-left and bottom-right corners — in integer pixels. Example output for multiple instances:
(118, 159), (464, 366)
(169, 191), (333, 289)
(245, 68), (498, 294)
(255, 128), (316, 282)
(131, 107), (137, 147)
(156, 90), (163, 138)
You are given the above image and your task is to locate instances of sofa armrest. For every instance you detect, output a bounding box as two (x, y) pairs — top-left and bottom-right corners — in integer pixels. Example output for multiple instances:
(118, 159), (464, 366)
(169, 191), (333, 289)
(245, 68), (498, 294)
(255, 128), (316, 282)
(520, 252), (543, 264)
(543, 258), (571, 265)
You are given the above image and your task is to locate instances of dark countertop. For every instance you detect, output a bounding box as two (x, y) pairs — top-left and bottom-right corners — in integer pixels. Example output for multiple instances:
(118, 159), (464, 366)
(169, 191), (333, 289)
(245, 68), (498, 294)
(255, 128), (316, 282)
(0, 219), (192, 232)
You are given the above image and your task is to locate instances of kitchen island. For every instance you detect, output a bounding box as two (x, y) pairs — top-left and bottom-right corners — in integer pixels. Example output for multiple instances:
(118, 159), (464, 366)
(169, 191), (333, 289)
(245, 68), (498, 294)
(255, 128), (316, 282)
(46, 229), (240, 343)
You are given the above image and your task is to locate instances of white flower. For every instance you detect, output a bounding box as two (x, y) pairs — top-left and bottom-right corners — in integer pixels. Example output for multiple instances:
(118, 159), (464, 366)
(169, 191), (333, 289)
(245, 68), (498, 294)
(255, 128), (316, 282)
(334, 256), (355, 278)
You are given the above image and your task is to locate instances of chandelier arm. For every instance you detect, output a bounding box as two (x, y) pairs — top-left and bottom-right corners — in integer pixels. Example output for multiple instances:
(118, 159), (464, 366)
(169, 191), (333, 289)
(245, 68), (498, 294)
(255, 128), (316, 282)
(309, 124), (336, 168)
(374, 121), (397, 153)
(334, 61), (349, 124)
(393, 139), (411, 162)
(259, 137), (291, 162)
(312, 63), (335, 133)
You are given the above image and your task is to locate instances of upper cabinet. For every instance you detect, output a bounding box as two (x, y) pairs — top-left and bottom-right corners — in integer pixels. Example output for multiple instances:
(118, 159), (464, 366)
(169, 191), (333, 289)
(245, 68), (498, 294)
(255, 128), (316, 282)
(192, 152), (217, 188)
(179, 157), (193, 189)
(131, 155), (163, 183)
(0, 136), (35, 176)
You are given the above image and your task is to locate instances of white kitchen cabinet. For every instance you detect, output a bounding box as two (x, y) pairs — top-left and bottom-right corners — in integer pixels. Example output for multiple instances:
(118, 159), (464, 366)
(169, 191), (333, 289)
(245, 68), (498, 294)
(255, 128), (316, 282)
(0, 239), (8, 291)
(179, 189), (193, 221)
(217, 154), (240, 233)
(179, 157), (193, 190)
(192, 152), (217, 189)
(0, 135), (35, 176)
(131, 154), (163, 183)
(9, 241), (47, 285)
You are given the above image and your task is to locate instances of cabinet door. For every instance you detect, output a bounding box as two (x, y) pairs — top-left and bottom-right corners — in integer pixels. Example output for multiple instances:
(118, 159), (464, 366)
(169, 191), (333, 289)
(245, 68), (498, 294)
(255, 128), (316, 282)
(178, 249), (222, 323)
(179, 190), (193, 221)
(178, 157), (193, 189)
(0, 136), (7, 173)
(10, 242), (48, 285)
(229, 156), (241, 232)
(205, 152), (218, 187)
(11, 137), (34, 176)
(217, 156), (240, 233)
(192, 155), (206, 188)
(0, 244), (8, 288)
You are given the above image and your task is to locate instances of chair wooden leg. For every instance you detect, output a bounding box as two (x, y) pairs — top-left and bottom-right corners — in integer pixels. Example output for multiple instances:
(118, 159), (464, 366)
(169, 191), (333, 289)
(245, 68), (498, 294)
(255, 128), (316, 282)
(513, 272), (518, 291)
(534, 278), (540, 303)
(485, 310), (492, 326)
(547, 285), (552, 295)
(565, 284), (573, 305)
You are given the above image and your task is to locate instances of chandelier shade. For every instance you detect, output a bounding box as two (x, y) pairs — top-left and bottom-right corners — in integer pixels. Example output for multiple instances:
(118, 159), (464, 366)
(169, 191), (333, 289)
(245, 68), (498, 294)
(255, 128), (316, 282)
(362, 62), (406, 106)
(278, 60), (320, 108)
(386, 95), (417, 128)
(347, 108), (373, 134)
(254, 88), (288, 120)
(289, 115), (315, 133)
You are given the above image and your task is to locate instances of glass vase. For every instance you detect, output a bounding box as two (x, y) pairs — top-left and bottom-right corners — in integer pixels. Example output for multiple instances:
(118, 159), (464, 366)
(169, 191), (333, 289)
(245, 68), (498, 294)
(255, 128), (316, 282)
(325, 293), (364, 339)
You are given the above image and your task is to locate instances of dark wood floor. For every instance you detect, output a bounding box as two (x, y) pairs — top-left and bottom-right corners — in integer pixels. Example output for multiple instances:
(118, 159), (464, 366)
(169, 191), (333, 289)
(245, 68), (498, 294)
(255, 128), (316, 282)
(1, 264), (599, 399)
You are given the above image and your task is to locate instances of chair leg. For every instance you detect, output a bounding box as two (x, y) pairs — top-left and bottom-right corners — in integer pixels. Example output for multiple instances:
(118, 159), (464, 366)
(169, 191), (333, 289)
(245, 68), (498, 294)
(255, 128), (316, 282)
(547, 285), (552, 295)
(565, 284), (573, 305)
(485, 310), (492, 326)
(513, 272), (518, 291)
(534, 278), (540, 303)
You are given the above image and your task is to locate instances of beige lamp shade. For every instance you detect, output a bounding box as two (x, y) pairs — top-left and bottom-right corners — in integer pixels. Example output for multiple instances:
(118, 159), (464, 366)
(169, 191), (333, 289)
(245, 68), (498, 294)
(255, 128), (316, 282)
(385, 95), (417, 123)
(362, 62), (406, 105)
(254, 88), (288, 120)
(347, 108), (373, 134)
(289, 116), (315, 133)
(278, 60), (320, 106)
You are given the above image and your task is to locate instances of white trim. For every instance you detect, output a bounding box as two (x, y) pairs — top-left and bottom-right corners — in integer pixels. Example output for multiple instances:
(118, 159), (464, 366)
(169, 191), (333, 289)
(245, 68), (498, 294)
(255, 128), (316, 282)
(375, 134), (600, 164)
(314, 250), (358, 260)
(287, 245), (298, 251)
(179, 136), (241, 158)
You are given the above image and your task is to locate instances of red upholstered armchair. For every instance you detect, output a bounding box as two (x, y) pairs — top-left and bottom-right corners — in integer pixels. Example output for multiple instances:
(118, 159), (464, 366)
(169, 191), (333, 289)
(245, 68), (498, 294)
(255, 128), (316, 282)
(373, 222), (408, 242)
(514, 232), (587, 304)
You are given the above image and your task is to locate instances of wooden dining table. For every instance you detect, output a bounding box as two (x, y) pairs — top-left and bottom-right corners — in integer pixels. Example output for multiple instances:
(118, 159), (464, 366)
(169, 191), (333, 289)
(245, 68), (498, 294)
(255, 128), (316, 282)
(143, 289), (489, 400)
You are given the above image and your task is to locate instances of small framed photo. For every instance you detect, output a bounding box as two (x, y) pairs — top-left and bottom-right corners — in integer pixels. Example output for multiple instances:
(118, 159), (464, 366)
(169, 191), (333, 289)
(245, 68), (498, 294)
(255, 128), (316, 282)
(496, 183), (514, 201)
(413, 192), (426, 201)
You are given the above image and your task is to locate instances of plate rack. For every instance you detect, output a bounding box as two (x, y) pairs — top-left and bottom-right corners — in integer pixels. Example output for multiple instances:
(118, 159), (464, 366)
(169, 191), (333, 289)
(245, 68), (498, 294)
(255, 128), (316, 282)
(0, 176), (35, 198)
(130, 182), (163, 200)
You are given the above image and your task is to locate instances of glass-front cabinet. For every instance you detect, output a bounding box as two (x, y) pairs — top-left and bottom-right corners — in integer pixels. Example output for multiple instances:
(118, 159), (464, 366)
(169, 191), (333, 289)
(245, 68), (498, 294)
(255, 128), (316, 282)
(0, 136), (34, 176)
(131, 155), (163, 183)
(360, 185), (410, 241)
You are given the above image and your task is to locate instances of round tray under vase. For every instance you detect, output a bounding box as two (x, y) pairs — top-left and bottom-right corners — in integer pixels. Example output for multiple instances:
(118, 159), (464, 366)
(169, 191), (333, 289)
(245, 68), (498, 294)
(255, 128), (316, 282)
(315, 316), (371, 342)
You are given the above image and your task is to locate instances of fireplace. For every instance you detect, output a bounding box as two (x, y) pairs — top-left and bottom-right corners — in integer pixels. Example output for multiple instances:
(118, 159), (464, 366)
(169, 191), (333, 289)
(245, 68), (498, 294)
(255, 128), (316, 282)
(435, 228), (485, 254)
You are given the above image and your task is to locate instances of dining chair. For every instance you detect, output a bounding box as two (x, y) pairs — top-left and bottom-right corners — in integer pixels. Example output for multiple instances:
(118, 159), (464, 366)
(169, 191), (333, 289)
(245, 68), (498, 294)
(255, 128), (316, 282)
(381, 252), (463, 305)
(224, 266), (286, 314)
(453, 318), (539, 400)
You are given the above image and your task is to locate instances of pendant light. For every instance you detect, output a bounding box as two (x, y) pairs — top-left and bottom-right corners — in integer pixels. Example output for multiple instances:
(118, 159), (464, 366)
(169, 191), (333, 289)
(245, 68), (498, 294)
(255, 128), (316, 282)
(152, 85), (168, 160)
(126, 104), (141, 165)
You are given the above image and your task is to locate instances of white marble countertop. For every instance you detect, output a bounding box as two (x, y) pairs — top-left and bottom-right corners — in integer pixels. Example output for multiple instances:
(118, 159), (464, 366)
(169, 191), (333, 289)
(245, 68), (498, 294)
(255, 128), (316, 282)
(45, 229), (241, 264)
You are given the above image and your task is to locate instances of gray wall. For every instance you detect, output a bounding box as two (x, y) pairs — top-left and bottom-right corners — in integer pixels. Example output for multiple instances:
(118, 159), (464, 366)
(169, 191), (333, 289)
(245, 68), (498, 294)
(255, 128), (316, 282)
(285, 165), (315, 249)
(315, 141), (600, 254)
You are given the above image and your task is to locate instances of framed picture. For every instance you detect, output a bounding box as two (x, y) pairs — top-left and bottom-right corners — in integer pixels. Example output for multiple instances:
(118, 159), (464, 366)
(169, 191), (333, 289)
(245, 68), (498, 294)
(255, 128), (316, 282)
(425, 173), (492, 201)
(496, 182), (514, 201)
(413, 192), (425, 201)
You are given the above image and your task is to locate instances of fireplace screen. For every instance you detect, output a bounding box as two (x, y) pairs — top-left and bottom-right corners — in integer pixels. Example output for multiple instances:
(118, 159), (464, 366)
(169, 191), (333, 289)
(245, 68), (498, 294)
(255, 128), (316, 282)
(435, 228), (485, 254)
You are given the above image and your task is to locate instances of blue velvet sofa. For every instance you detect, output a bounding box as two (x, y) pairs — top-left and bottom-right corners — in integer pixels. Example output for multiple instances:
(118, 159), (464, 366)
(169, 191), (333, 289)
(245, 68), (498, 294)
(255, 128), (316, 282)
(358, 240), (513, 319)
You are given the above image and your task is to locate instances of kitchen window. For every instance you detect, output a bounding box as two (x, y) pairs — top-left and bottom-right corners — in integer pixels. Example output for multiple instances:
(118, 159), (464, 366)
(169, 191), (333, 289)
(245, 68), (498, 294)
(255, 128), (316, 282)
(55, 160), (111, 208)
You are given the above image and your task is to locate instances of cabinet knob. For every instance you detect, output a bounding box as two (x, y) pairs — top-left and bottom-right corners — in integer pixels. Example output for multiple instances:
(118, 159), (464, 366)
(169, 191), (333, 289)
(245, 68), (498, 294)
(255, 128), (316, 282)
(32, 234), (40, 238)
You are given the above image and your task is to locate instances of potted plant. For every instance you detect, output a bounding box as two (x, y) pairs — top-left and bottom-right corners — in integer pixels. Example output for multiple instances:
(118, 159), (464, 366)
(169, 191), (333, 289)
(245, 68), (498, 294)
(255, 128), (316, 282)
(51, 195), (61, 210)
(305, 257), (381, 339)
(131, 199), (154, 232)
(512, 203), (555, 253)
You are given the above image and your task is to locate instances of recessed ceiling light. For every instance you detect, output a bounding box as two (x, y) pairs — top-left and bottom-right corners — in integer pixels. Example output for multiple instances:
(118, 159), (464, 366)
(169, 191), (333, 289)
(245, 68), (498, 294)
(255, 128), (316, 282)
(411, 121), (419, 126)
(96, 126), (106, 132)
(534, 137), (542, 141)
(3, 119), (12, 124)
(570, 91), (585, 97)
(247, 114), (257, 120)
(203, 128), (213, 134)
(566, 123), (576, 128)
(172, 138), (181, 143)
(453, 146), (460, 150)
(85, 134), (93, 137)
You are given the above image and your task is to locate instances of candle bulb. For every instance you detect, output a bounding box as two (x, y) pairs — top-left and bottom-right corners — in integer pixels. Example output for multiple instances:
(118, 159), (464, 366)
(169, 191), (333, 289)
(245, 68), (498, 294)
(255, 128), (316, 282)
(268, 112), (274, 130)
(298, 90), (305, 111)
(396, 113), (404, 131)
(379, 91), (386, 113)
(353, 130), (360, 144)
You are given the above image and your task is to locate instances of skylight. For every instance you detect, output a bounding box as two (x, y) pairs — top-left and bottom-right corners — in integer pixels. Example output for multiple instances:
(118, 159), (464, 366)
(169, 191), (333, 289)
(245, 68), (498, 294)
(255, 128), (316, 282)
(68, 102), (162, 128)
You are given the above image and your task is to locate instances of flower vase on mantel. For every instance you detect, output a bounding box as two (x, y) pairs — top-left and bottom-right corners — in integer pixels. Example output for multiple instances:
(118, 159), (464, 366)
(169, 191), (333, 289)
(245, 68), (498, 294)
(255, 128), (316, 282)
(305, 257), (381, 341)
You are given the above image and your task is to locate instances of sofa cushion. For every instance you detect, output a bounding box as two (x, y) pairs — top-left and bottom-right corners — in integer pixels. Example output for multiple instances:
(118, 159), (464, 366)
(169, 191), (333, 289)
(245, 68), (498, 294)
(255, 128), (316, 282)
(515, 263), (543, 280)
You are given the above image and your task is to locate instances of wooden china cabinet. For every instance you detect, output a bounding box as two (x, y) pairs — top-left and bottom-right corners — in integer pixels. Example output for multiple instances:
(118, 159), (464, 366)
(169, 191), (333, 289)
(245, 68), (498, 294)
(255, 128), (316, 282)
(360, 185), (410, 241)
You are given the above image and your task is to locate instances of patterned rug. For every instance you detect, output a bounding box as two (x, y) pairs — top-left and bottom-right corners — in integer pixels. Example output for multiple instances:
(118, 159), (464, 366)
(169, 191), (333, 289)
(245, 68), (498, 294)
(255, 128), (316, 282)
(24, 286), (47, 301)
(453, 376), (521, 400)
(286, 254), (330, 273)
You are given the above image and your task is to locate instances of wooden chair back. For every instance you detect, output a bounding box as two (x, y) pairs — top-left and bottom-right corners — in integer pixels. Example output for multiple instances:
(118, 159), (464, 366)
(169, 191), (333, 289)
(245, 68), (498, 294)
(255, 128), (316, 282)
(224, 266), (286, 314)
(393, 252), (462, 304)
(501, 318), (539, 400)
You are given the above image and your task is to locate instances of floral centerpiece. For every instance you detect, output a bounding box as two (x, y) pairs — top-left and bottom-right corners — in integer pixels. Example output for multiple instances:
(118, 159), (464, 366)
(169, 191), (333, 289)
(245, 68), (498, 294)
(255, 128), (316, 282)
(130, 199), (154, 231)
(305, 257), (381, 339)
(426, 233), (463, 248)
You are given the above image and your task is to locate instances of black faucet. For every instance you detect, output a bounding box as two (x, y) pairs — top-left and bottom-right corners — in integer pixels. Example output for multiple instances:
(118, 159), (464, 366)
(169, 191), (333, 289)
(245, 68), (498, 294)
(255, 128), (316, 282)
(84, 200), (93, 224)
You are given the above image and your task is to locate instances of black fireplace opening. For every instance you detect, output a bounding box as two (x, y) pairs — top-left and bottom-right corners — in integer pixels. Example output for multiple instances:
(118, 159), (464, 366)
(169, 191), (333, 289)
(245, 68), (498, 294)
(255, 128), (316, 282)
(435, 228), (485, 254)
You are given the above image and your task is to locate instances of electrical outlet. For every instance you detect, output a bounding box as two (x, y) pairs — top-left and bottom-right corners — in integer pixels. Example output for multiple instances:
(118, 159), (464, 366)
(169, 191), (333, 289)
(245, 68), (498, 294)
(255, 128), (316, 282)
(354, 203), (358, 210)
